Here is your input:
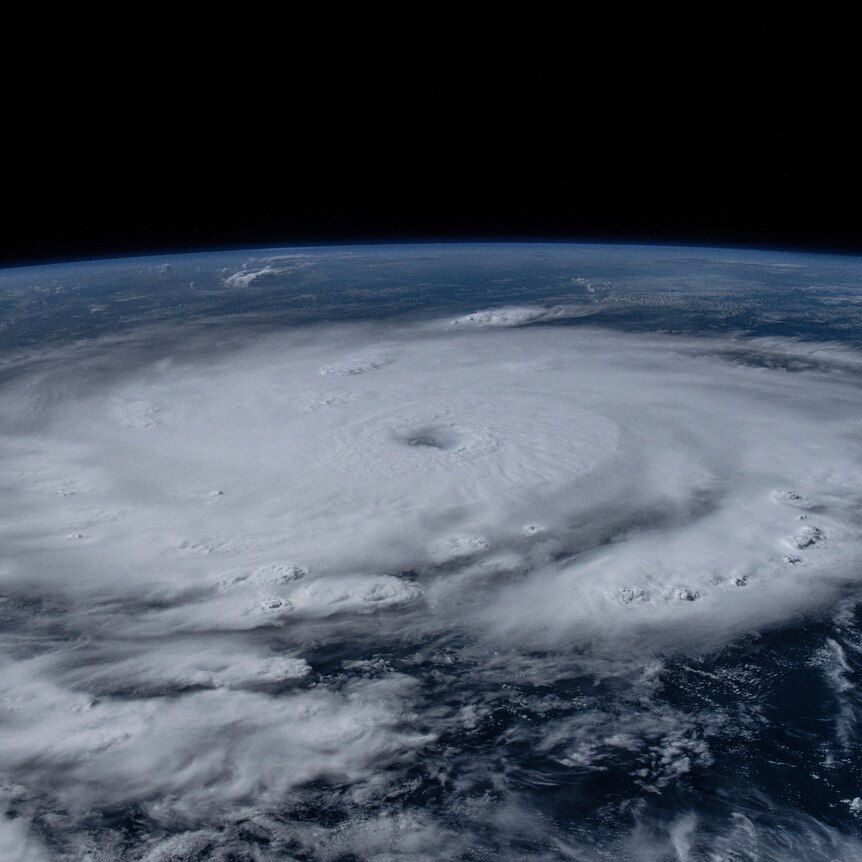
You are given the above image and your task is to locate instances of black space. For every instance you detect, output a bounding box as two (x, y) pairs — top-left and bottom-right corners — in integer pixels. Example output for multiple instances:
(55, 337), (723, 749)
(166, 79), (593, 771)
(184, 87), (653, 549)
(2, 8), (860, 265)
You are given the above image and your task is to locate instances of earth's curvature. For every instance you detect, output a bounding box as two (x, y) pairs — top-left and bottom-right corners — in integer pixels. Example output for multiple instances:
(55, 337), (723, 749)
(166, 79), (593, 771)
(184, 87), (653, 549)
(1, 243), (862, 860)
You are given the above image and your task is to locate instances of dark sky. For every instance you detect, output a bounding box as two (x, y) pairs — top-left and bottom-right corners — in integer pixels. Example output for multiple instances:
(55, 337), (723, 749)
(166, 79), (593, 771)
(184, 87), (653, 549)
(2, 8), (860, 265)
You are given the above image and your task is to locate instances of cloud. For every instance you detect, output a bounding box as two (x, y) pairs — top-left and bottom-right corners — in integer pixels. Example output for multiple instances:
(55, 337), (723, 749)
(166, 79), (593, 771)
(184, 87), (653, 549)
(1, 308), (861, 855)
(222, 254), (317, 289)
(0, 815), (52, 862)
(0, 666), (430, 826)
(447, 303), (599, 327)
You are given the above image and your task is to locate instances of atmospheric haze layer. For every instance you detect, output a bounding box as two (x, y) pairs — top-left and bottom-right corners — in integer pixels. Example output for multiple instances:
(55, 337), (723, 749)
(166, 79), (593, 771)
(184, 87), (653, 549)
(0, 245), (862, 860)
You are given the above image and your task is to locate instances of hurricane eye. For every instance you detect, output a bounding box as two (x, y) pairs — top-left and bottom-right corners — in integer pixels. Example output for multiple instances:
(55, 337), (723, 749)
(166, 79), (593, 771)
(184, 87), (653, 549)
(398, 425), (457, 450)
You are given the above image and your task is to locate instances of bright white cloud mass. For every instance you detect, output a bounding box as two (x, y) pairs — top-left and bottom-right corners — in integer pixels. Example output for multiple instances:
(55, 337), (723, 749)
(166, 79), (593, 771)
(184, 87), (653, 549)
(1, 293), (862, 859)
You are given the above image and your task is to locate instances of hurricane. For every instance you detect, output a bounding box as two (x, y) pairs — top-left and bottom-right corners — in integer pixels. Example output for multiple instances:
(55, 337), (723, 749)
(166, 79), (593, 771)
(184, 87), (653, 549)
(1, 244), (861, 860)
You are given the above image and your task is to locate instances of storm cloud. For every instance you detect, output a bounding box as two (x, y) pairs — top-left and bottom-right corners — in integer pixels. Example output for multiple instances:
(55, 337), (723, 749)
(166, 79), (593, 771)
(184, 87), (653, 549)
(1, 308), (862, 858)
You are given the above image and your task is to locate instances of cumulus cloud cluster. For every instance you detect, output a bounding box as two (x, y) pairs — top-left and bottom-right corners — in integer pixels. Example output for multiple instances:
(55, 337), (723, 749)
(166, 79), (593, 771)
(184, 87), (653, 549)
(1, 306), (861, 858)
(447, 303), (600, 327)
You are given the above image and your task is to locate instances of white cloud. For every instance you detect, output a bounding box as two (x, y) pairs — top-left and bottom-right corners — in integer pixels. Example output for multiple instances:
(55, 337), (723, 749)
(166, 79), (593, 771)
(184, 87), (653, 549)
(0, 667), (430, 826)
(0, 815), (52, 862)
(1, 308), (861, 854)
(447, 303), (599, 327)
